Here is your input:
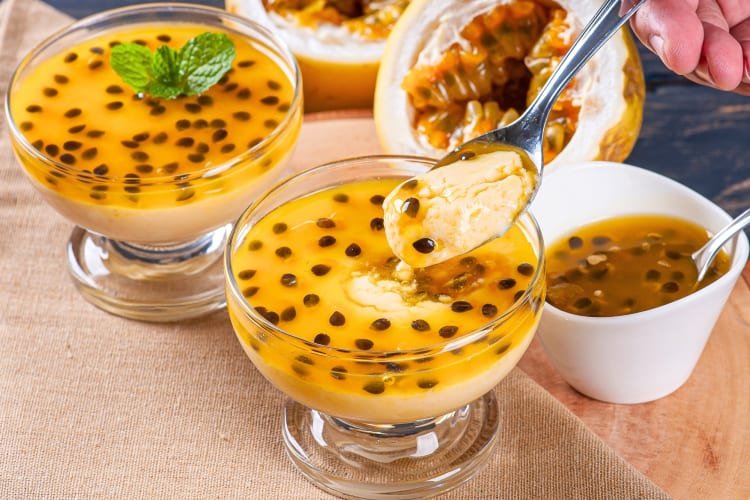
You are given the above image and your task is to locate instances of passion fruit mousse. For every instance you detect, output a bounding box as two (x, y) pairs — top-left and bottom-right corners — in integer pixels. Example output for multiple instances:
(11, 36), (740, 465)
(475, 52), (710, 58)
(226, 158), (545, 423)
(8, 21), (302, 244)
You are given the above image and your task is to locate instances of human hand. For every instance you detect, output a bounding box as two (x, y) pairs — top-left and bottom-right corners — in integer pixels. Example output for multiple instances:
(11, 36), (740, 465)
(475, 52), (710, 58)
(630, 0), (750, 95)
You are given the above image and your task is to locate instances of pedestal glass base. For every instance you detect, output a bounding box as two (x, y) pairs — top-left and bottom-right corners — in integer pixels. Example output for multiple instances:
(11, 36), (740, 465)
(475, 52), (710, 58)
(67, 225), (229, 321)
(282, 391), (500, 499)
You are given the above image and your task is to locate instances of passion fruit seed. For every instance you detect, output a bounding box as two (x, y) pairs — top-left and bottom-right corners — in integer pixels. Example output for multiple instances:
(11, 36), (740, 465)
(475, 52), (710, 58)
(314, 333), (331, 345)
(402, 179), (418, 190)
(481, 304), (498, 317)
(329, 311), (346, 326)
(345, 243), (361, 257)
(517, 263), (534, 276)
(661, 282), (679, 293)
(363, 381), (385, 395)
(417, 378), (438, 389)
(498, 278), (516, 289)
(402, 197), (420, 217)
(238, 269), (256, 279)
(275, 247), (292, 258)
(439, 325), (458, 338)
(355, 338), (374, 350)
(303, 294), (320, 307)
(413, 238), (436, 254)
(451, 301), (473, 312)
(272, 222), (288, 234)
(330, 366), (347, 380)
(281, 306), (296, 321)
(319, 235), (336, 247)
(370, 194), (385, 205)
(316, 217), (336, 228)
(411, 319), (430, 331)
(280, 273), (297, 287)
(248, 240), (263, 250)
(568, 236), (583, 250)
(370, 318), (391, 331)
(311, 264), (331, 276)
(370, 217), (385, 231)
(242, 286), (259, 297)
(459, 151), (476, 161)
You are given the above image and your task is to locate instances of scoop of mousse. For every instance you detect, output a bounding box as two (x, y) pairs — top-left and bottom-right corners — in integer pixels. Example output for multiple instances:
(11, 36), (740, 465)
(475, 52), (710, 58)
(382, 149), (537, 268)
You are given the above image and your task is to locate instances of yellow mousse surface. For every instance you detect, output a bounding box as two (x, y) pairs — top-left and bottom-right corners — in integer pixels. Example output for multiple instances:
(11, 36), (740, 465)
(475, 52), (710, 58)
(227, 178), (543, 422)
(10, 23), (300, 241)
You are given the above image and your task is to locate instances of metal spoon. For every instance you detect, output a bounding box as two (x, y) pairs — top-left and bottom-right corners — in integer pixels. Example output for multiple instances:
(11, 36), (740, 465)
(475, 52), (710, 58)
(435, 0), (648, 173)
(693, 207), (750, 283)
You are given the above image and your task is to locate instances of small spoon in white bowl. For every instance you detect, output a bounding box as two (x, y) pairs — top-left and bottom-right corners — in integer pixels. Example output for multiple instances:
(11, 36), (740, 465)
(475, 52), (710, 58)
(693, 207), (750, 283)
(383, 0), (648, 268)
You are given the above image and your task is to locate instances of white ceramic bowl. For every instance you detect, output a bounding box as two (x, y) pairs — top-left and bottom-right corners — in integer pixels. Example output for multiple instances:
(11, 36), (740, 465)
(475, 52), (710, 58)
(532, 161), (749, 404)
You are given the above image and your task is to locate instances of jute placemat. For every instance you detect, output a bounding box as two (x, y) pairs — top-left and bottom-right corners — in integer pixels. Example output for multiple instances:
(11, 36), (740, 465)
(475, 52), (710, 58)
(0, 0), (670, 497)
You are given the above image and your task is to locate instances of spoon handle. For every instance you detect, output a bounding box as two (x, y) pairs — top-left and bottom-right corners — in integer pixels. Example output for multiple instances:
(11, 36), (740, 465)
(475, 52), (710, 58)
(693, 207), (750, 282)
(523, 0), (647, 136)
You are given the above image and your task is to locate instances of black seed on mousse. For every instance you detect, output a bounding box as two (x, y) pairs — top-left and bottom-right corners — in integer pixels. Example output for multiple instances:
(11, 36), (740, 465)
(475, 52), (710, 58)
(64, 108), (82, 118)
(157, 34), (171, 42)
(370, 217), (384, 231)
(242, 286), (259, 297)
(152, 132), (168, 144)
(661, 281), (679, 293)
(81, 148), (98, 160)
(311, 264), (331, 276)
(275, 247), (292, 258)
(176, 119), (191, 131)
(261, 95), (279, 105)
(280, 273), (297, 287)
(68, 124), (85, 134)
(197, 95), (213, 106)
(355, 338), (373, 350)
(193, 119), (208, 129)
(88, 60), (103, 70)
(120, 140), (139, 149)
(329, 311), (346, 326)
(370, 318), (391, 331)
(20, 122), (33, 131)
(451, 301), (473, 312)
(161, 162), (179, 173)
(176, 137), (195, 148)
(43, 87), (58, 97)
(237, 88), (251, 99)
(517, 263), (534, 276)
(459, 151), (476, 161)
(482, 304), (498, 317)
(262, 311), (280, 325)
(45, 144), (59, 156)
(87, 130), (105, 138)
(413, 238), (436, 254)
(131, 151), (149, 162)
(318, 235), (336, 247)
(59, 153), (76, 165)
(221, 144), (236, 154)
(513, 290), (525, 301)
(402, 197), (420, 217)
(645, 269), (661, 281)
(314, 333), (331, 345)
(233, 111), (251, 121)
(402, 179), (419, 190)
(316, 217), (336, 228)
(568, 236), (583, 250)
(281, 306), (297, 321)
(267, 80), (282, 90)
(248, 240), (263, 250)
(63, 52), (77, 63)
(223, 82), (239, 92)
(411, 319), (430, 331)
(369, 194), (385, 205)
(212, 129), (228, 142)
(187, 153), (205, 163)
(272, 222), (288, 234)
(238, 269), (256, 280)
(32, 140), (43, 150)
(333, 193), (349, 203)
(196, 143), (209, 154)
(303, 294), (320, 307)
(210, 119), (227, 129)
(184, 103), (202, 114)
(363, 381), (384, 394)
(439, 325), (458, 338)
(345, 243), (361, 257)
(498, 278), (517, 289)
(26, 104), (42, 113)
(417, 378), (439, 389)
(106, 101), (123, 110)
(105, 84), (123, 94)
(63, 141), (82, 151)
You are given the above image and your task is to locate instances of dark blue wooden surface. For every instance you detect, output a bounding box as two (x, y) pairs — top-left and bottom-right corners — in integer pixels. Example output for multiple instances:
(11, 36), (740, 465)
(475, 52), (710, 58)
(46, 0), (750, 217)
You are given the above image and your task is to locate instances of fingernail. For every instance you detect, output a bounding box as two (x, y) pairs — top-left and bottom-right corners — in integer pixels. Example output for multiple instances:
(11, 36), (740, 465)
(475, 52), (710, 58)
(648, 35), (664, 58)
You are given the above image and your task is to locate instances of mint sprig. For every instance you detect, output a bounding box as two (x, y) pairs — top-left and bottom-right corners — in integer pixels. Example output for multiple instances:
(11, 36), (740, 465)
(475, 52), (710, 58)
(110, 32), (236, 98)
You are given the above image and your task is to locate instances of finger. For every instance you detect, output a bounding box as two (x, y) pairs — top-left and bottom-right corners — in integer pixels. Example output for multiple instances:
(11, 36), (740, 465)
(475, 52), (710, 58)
(716, 0), (750, 28)
(729, 18), (750, 83)
(698, 21), (744, 90)
(630, 0), (703, 75)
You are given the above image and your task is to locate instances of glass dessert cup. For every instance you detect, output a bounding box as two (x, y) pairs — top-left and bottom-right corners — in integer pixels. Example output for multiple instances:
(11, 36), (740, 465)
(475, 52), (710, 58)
(225, 156), (546, 498)
(5, 4), (302, 321)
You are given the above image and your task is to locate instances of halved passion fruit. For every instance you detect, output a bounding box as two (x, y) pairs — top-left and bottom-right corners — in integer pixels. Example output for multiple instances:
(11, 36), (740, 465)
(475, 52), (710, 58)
(374, 0), (645, 171)
(226, 0), (412, 112)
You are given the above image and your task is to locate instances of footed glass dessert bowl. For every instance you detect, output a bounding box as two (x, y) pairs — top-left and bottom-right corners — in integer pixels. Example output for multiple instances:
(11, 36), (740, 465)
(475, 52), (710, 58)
(5, 3), (302, 321)
(225, 156), (546, 498)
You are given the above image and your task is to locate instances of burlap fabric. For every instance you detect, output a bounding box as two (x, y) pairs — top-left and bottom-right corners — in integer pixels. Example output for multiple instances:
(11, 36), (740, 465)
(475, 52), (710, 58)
(0, 0), (670, 497)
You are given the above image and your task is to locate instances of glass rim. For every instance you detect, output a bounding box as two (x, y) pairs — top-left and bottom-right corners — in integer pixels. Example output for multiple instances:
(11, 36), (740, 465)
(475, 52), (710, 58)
(224, 154), (546, 357)
(4, 2), (303, 185)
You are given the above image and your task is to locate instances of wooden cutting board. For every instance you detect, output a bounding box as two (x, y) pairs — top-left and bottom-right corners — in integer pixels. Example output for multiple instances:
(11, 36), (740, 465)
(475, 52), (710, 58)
(287, 112), (750, 500)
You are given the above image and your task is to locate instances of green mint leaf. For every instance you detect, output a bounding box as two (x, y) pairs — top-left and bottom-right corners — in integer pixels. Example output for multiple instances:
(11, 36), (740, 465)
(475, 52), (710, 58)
(109, 32), (236, 99)
(110, 43), (153, 93)
(178, 32), (236, 95)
